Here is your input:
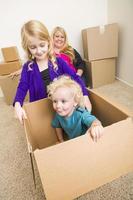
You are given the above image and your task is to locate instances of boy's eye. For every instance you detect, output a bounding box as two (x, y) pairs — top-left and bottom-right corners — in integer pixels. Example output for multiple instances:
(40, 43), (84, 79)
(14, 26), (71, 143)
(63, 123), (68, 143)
(53, 100), (57, 103)
(62, 100), (66, 103)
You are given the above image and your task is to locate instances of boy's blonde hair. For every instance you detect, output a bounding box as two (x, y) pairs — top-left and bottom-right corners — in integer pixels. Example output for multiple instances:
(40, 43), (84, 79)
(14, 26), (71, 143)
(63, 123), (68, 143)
(48, 75), (85, 107)
(21, 20), (57, 68)
(51, 26), (75, 61)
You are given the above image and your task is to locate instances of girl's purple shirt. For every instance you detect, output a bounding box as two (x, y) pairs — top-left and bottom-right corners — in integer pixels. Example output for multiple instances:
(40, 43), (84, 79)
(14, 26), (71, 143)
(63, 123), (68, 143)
(13, 57), (88, 106)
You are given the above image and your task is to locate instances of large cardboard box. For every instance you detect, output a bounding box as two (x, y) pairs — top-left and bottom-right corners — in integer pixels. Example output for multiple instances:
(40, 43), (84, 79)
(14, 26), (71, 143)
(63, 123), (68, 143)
(85, 58), (116, 88)
(0, 75), (28, 105)
(82, 23), (118, 61)
(1, 46), (20, 62)
(23, 90), (133, 200)
(0, 61), (21, 75)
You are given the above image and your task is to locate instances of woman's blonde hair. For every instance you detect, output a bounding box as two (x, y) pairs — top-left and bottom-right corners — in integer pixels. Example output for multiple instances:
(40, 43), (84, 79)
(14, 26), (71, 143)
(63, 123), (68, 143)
(51, 26), (75, 61)
(21, 20), (57, 68)
(48, 75), (84, 107)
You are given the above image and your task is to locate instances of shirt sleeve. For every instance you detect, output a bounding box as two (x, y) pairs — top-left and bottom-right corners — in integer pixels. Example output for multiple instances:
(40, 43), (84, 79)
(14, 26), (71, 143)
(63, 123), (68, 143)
(73, 49), (85, 71)
(13, 62), (29, 106)
(56, 57), (88, 96)
(82, 111), (97, 127)
(51, 113), (62, 128)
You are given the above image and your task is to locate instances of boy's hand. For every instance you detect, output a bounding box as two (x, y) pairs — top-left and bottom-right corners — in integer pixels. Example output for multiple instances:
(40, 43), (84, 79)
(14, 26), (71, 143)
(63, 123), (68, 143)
(88, 121), (104, 142)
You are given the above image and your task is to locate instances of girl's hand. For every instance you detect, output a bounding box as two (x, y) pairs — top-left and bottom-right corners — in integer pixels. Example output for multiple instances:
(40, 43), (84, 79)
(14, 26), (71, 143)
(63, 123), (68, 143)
(83, 95), (92, 112)
(14, 102), (27, 124)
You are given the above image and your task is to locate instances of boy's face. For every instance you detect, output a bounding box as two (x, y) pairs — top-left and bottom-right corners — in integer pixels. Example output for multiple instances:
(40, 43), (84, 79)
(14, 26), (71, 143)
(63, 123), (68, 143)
(28, 36), (49, 61)
(52, 87), (77, 118)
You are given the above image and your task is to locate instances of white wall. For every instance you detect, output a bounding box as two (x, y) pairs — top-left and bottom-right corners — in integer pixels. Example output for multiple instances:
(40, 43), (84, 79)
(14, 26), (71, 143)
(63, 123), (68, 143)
(0, 0), (107, 61)
(108, 0), (133, 86)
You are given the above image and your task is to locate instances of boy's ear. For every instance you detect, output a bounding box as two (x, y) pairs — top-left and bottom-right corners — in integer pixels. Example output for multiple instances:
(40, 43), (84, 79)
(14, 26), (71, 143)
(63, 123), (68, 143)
(74, 102), (78, 107)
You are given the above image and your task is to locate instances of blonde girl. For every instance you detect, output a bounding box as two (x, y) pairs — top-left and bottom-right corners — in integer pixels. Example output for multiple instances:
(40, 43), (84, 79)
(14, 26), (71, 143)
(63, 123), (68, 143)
(13, 20), (91, 124)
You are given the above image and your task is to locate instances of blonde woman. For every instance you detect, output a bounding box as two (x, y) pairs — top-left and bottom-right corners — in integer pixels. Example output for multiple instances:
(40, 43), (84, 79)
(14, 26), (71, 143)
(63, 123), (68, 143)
(48, 75), (103, 142)
(51, 26), (86, 79)
(13, 20), (92, 124)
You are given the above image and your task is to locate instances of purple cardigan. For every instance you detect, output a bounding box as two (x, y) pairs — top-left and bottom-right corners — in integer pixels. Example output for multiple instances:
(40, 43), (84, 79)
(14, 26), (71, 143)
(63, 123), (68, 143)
(13, 57), (88, 106)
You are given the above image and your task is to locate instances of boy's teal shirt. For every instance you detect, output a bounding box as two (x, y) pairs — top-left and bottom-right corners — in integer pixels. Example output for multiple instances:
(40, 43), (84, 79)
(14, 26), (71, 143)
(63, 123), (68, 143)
(52, 107), (96, 139)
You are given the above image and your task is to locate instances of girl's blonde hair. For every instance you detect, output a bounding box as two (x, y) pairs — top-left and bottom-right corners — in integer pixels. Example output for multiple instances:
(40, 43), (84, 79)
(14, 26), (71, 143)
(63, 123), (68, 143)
(51, 26), (75, 61)
(48, 75), (85, 107)
(21, 20), (57, 68)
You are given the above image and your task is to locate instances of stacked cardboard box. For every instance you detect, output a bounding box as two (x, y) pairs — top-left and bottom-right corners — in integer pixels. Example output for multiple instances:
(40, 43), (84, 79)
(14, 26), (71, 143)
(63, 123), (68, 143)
(82, 23), (118, 88)
(0, 46), (22, 75)
(0, 46), (22, 104)
(0, 75), (20, 105)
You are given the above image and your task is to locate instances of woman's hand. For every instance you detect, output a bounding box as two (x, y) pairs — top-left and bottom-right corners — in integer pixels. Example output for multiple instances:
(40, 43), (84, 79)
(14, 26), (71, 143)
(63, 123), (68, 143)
(9, 69), (21, 79)
(83, 95), (92, 112)
(14, 102), (27, 124)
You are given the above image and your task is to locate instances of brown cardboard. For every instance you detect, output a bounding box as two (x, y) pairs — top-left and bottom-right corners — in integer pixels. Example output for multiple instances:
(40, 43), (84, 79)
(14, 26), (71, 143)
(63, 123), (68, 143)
(85, 58), (116, 88)
(24, 99), (57, 151)
(0, 61), (22, 75)
(1, 46), (20, 62)
(0, 75), (28, 105)
(82, 23), (118, 61)
(82, 29), (89, 61)
(23, 90), (133, 200)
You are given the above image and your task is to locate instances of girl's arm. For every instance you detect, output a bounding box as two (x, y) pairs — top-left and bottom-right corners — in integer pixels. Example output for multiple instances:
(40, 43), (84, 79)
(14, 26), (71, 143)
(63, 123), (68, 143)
(83, 96), (92, 112)
(13, 62), (29, 107)
(14, 102), (27, 124)
(73, 49), (85, 76)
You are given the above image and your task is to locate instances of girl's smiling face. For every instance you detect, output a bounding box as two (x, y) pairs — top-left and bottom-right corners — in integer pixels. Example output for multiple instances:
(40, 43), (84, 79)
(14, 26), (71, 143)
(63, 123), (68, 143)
(28, 37), (49, 61)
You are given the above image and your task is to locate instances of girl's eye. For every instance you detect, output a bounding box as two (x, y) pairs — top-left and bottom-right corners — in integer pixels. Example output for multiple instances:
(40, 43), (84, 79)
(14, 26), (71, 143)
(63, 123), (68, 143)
(40, 43), (46, 47)
(29, 46), (36, 49)
(53, 100), (57, 103)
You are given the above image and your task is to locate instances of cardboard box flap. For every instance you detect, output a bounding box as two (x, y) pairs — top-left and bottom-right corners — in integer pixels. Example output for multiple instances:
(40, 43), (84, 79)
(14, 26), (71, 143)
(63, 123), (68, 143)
(34, 117), (133, 200)
(88, 89), (129, 126)
(0, 61), (21, 75)
(24, 98), (58, 151)
(91, 89), (133, 116)
(0, 75), (20, 105)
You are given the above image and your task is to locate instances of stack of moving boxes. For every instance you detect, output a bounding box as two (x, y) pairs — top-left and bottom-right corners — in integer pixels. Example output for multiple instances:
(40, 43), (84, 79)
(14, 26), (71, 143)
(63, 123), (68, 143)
(82, 23), (118, 88)
(0, 46), (22, 104)
(0, 46), (21, 75)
